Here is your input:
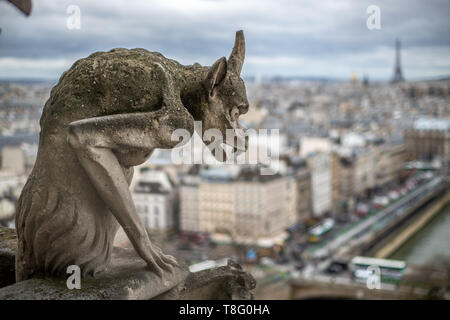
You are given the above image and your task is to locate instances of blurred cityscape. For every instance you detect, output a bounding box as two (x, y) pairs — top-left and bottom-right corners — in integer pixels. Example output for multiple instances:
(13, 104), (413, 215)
(1, 64), (449, 298)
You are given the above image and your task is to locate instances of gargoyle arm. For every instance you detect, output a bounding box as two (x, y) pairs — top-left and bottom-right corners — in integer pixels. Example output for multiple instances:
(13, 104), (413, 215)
(67, 106), (193, 277)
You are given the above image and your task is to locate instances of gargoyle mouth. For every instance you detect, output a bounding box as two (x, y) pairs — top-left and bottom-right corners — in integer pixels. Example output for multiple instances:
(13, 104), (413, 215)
(208, 105), (249, 162)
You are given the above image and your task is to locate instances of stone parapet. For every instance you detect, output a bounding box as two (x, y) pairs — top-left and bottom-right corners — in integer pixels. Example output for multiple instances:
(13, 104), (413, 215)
(0, 227), (255, 300)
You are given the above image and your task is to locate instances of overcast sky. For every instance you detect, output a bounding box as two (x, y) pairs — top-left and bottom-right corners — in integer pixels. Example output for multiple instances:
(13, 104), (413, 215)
(0, 0), (449, 81)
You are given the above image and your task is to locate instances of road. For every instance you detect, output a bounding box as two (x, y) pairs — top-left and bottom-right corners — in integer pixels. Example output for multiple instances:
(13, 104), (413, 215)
(279, 175), (447, 277)
(310, 176), (444, 260)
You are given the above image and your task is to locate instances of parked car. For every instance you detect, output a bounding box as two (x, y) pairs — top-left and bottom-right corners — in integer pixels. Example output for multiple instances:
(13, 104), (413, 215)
(325, 260), (348, 274)
(291, 248), (303, 261)
(355, 203), (369, 217)
(388, 191), (399, 201)
(294, 261), (305, 271)
(276, 254), (290, 265)
(261, 257), (275, 266)
(373, 196), (389, 209)
(398, 187), (408, 196)
(423, 171), (433, 180)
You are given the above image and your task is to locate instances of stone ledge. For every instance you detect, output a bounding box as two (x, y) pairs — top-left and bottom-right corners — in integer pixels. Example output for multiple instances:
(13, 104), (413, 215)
(0, 227), (255, 300)
(0, 246), (190, 300)
(155, 260), (256, 300)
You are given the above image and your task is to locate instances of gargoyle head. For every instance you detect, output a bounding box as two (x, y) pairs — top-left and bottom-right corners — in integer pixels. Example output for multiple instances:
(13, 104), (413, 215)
(201, 30), (249, 161)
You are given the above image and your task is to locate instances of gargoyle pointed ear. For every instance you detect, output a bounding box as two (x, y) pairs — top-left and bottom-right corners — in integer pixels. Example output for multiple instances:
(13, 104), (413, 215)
(204, 57), (227, 96)
(228, 30), (245, 75)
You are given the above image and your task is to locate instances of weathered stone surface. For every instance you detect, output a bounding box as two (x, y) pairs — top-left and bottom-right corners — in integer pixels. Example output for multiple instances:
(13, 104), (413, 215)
(0, 227), (17, 288)
(0, 246), (189, 300)
(15, 30), (250, 282)
(155, 260), (256, 300)
(0, 227), (256, 300)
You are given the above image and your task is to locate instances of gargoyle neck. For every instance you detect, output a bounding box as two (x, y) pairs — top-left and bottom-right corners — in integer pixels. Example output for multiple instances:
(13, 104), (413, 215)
(180, 66), (209, 121)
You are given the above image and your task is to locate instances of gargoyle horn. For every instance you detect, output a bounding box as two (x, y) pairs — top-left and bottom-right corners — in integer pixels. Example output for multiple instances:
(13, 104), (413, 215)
(228, 30), (245, 75)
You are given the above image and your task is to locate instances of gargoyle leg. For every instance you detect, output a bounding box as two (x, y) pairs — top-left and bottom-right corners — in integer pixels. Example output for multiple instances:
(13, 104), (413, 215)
(67, 109), (192, 277)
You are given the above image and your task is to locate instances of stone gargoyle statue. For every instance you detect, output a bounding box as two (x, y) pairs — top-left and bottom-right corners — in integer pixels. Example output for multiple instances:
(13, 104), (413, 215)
(15, 30), (249, 281)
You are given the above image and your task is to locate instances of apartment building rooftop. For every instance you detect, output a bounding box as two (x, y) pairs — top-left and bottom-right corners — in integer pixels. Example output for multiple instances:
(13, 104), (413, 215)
(413, 117), (450, 131)
(134, 181), (170, 194)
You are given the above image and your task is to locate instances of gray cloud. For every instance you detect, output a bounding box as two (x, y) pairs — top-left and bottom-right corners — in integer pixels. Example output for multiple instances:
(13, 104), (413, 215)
(0, 0), (449, 80)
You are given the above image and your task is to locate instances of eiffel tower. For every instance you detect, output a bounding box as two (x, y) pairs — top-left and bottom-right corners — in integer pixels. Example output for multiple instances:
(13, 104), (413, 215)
(391, 39), (405, 83)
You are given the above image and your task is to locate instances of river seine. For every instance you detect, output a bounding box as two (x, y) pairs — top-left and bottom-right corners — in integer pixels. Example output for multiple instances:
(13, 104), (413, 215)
(390, 203), (450, 265)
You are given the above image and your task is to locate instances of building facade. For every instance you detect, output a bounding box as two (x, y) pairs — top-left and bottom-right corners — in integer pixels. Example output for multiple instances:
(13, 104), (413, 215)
(307, 152), (332, 218)
(179, 165), (296, 245)
(338, 147), (376, 208)
(404, 118), (450, 162)
(330, 152), (341, 215)
(281, 156), (312, 223)
(374, 143), (407, 187)
(132, 170), (177, 232)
